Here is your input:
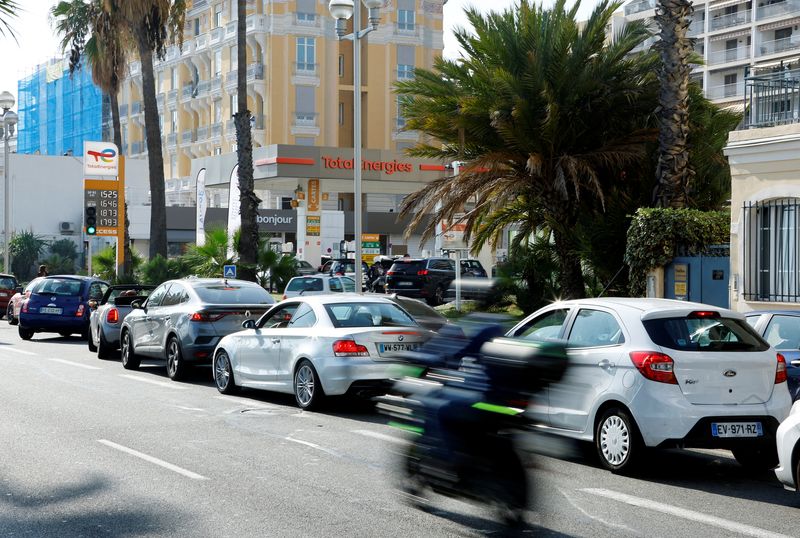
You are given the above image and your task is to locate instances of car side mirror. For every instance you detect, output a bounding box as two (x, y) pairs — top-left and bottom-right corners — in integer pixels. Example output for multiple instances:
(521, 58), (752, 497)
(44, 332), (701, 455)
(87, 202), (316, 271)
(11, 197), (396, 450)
(130, 299), (143, 309)
(242, 319), (256, 329)
(88, 299), (98, 310)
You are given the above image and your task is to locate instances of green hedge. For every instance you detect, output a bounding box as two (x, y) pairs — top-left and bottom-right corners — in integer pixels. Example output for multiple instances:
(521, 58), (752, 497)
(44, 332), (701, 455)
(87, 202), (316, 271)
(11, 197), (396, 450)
(625, 208), (730, 296)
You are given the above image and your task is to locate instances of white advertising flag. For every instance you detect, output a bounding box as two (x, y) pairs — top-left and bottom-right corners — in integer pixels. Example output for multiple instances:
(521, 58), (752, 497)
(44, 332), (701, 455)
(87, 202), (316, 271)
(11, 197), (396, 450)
(195, 168), (207, 246)
(227, 165), (241, 260)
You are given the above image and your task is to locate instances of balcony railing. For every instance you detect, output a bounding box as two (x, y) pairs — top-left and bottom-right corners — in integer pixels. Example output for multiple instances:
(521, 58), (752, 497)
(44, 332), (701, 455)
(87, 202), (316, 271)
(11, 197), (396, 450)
(246, 14), (268, 31)
(195, 34), (208, 50)
(624, 0), (655, 15)
(757, 0), (800, 19)
(294, 13), (320, 27)
(252, 114), (265, 130)
(182, 84), (194, 99)
(294, 112), (318, 127)
(181, 130), (196, 144)
(710, 9), (752, 30)
(248, 62), (264, 80)
(758, 36), (800, 56)
(197, 126), (209, 140)
(226, 20), (237, 38)
(167, 133), (177, 146)
(211, 122), (223, 137)
(688, 18), (705, 36)
(131, 102), (142, 115)
(167, 89), (178, 101)
(196, 80), (210, 96)
(708, 45), (751, 65)
(210, 27), (224, 44)
(742, 68), (800, 128)
(293, 62), (318, 77)
(706, 80), (746, 99)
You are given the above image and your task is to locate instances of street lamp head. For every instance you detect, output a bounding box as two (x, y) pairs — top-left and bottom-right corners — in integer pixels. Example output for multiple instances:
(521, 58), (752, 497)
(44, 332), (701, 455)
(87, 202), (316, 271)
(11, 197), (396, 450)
(361, 0), (383, 30)
(361, 0), (384, 9)
(0, 91), (14, 111)
(3, 110), (17, 128)
(328, 0), (354, 20)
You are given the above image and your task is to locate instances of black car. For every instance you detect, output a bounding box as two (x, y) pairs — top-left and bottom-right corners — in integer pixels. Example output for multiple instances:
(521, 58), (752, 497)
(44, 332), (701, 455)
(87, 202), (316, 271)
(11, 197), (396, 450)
(385, 258), (457, 305)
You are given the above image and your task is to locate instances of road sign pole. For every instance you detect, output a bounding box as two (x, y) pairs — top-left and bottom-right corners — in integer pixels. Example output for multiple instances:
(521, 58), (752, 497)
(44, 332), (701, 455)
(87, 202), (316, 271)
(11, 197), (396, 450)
(88, 238), (92, 276)
(117, 156), (125, 277)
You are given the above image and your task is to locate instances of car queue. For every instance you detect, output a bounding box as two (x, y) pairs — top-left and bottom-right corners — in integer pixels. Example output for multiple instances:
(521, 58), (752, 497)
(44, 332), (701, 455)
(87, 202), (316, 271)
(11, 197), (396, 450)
(6, 271), (800, 493)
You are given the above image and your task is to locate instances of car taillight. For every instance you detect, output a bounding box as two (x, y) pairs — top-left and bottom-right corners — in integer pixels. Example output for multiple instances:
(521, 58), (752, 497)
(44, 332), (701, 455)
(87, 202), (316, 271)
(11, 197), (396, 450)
(75, 304), (85, 317)
(332, 339), (369, 357)
(189, 312), (225, 322)
(417, 270), (429, 276)
(776, 353), (788, 384)
(106, 308), (119, 324)
(629, 351), (678, 384)
(387, 271), (396, 275)
(21, 300), (28, 313)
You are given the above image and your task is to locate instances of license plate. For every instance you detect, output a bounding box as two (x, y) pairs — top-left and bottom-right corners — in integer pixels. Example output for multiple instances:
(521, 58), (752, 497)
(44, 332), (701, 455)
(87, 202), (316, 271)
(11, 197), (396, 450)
(379, 343), (419, 354)
(711, 422), (763, 438)
(397, 281), (413, 286)
(39, 307), (63, 315)
(0, 293), (6, 297)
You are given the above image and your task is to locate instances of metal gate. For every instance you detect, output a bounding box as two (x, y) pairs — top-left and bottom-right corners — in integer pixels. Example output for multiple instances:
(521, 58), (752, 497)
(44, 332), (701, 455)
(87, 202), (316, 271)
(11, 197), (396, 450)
(664, 246), (730, 308)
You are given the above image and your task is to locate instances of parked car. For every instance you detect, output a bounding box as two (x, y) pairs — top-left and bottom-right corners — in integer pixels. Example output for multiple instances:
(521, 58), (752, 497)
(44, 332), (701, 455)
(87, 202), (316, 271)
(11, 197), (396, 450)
(88, 284), (155, 359)
(282, 275), (356, 299)
(212, 295), (435, 409)
(18, 276), (109, 340)
(0, 273), (20, 319)
(7, 277), (43, 326)
(295, 260), (317, 276)
(775, 401), (800, 492)
(120, 278), (276, 381)
(385, 258), (455, 305)
(507, 298), (792, 472)
(319, 258), (370, 288)
(746, 310), (800, 401)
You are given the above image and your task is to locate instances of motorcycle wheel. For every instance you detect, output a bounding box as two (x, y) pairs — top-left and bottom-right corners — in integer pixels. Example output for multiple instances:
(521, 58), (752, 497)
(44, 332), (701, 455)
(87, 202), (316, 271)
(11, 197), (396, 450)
(491, 448), (528, 528)
(398, 440), (431, 510)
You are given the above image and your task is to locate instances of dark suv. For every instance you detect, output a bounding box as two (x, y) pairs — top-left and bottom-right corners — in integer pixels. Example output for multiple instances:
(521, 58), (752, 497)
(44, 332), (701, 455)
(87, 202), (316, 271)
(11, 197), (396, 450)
(385, 258), (457, 305)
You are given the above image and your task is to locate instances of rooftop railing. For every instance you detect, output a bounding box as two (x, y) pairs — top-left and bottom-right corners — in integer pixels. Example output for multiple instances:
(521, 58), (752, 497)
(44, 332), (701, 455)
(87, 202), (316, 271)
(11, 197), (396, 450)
(742, 68), (800, 128)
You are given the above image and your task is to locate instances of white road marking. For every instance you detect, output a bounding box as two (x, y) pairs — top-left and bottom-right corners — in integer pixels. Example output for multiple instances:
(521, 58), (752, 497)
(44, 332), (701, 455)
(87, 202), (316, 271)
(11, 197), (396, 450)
(0, 347), (37, 356)
(119, 374), (188, 390)
(351, 429), (408, 445)
(175, 405), (205, 412)
(558, 488), (638, 534)
(581, 488), (793, 538)
(285, 436), (339, 457)
(98, 439), (208, 480)
(49, 358), (101, 370)
(213, 395), (276, 409)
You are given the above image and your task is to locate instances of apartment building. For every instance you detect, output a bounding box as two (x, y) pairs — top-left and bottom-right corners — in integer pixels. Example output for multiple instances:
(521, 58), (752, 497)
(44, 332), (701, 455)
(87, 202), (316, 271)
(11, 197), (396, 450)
(116, 0), (445, 207)
(613, 0), (800, 104)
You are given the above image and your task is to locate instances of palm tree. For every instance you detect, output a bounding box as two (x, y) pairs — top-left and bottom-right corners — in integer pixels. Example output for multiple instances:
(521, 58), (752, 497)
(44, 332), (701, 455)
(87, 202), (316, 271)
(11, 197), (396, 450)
(52, 1), (135, 279)
(395, 0), (659, 299)
(182, 228), (237, 278)
(9, 231), (48, 280)
(109, 0), (185, 260)
(652, 0), (695, 208)
(234, 0), (260, 283)
(0, 0), (19, 40)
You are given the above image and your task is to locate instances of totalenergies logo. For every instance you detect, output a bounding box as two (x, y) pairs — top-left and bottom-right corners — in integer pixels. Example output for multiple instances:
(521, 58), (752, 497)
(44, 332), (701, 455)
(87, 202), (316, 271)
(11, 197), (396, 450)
(87, 147), (117, 163)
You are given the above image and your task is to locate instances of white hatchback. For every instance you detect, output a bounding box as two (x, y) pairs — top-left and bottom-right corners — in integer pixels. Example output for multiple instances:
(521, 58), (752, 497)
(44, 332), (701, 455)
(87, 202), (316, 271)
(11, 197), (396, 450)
(775, 401), (800, 491)
(282, 275), (356, 299)
(508, 298), (792, 472)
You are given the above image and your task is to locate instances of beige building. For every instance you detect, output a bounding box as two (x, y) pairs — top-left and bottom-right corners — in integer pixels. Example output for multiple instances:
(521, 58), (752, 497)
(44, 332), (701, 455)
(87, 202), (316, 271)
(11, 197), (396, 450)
(116, 0), (445, 206)
(724, 64), (800, 312)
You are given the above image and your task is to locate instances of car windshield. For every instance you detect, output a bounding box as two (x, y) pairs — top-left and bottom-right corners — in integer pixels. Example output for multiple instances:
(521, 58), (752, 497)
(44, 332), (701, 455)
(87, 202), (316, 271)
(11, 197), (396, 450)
(35, 278), (82, 296)
(389, 260), (426, 272)
(287, 277), (324, 292)
(324, 302), (418, 328)
(0, 276), (17, 289)
(194, 283), (273, 304)
(643, 316), (769, 352)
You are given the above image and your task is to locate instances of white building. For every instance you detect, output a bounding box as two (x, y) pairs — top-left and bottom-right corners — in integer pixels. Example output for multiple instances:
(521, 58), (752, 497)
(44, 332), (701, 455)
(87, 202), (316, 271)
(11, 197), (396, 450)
(614, 0), (800, 104)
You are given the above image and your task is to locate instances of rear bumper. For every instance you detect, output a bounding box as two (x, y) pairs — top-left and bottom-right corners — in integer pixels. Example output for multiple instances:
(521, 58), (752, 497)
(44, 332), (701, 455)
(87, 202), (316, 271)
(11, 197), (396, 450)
(386, 288), (427, 299)
(315, 357), (398, 396)
(655, 415), (782, 449)
(20, 314), (88, 332)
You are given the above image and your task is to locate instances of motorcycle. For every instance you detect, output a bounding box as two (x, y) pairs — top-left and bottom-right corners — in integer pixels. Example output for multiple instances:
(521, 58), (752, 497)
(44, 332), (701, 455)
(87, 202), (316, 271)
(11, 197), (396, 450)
(379, 320), (567, 527)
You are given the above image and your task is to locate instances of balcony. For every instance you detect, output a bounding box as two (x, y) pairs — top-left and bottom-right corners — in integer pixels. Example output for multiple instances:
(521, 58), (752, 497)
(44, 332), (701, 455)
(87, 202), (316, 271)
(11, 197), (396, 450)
(294, 112), (318, 127)
(131, 102), (142, 115)
(688, 18), (705, 36)
(631, 36), (658, 54)
(210, 26), (224, 44)
(757, 0), (800, 19)
(709, 9), (751, 31)
(195, 34), (208, 51)
(197, 126), (209, 140)
(708, 45), (751, 65)
(166, 45), (179, 61)
(181, 129), (196, 144)
(225, 20), (237, 39)
(182, 84), (194, 99)
(252, 114), (265, 130)
(167, 132), (177, 146)
(167, 89), (178, 101)
(246, 14), (268, 32)
(624, 0), (655, 16)
(758, 36), (800, 56)
(119, 103), (128, 117)
(211, 122), (223, 138)
(742, 68), (800, 128)
(248, 62), (264, 81)
(294, 13), (320, 27)
(196, 80), (210, 96)
(393, 25), (420, 38)
(293, 62), (318, 77)
(706, 80), (746, 99)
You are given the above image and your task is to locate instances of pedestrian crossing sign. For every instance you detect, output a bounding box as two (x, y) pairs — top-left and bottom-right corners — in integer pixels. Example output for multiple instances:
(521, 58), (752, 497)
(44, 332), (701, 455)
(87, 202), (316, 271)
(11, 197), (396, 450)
(223, 265), (237, 278)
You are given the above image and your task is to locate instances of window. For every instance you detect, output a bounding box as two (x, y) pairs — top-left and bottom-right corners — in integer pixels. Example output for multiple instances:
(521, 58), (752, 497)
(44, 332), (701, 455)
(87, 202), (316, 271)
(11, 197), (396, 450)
(214, 49), (222, 77)
(230, 45), (238, 70)
(287, 277), (324, 292)
(260, 304), (300, 329)
(338, 54), (345, 77)
(764, 315), (800, 349)
(171, 68), (178, 90)
(296, 37), (316, 72)
(296, 0), (316, 22)
(145, 284), (171, 308)
(214, 3), (223, 28)
(724, 73), (737, 97)
(513, 309), (569, 341)
(643, 316), (768, 352)
(397, 45), (415, 79)
(194, 18), (200, 36)
(288, 303), (317, 328)
(170, 154), (177, 178)
(341, 277), (356, 292)
(88, 282), (107, 301)
(396, 97), (407, 129)
(295, 86), (316, 124)
(398, 0), (416, 31)
(743, 198), (800, 302)
(194, 283), (273, 304)
(214, 100), (223, 123)
(171, 110), (178, 132)
(161, 284), (187, 306)
(775, 27), (792, 42)
(323, 302), (417, 328)
(230, 93), (238, 114)
(329, 278), (343, 292)
(339, 102), (345, 125)
(567, 309), (625, 348)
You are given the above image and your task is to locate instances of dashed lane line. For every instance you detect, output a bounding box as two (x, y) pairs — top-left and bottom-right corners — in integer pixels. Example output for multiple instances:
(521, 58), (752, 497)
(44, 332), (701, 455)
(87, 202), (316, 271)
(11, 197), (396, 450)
(0, 347), (37, 356)
(351, 429), (408, 445)
(581, 488), (793, 538)
(98, 439), (208, 480)
(49, 358), (102, 370)
(119, 374), (188, 390)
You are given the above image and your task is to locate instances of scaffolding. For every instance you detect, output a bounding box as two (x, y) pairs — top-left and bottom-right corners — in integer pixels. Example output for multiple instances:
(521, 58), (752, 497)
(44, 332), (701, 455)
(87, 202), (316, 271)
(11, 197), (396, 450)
(16, 59), (105, 156)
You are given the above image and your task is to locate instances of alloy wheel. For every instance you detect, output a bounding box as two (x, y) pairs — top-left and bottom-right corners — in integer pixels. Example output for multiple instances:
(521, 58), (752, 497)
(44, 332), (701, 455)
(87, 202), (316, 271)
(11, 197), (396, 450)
(214, 352), (230, 391)
(600, 415), (630, 466)
(295, 364), (315, 407)
(167, 339), (180, 378)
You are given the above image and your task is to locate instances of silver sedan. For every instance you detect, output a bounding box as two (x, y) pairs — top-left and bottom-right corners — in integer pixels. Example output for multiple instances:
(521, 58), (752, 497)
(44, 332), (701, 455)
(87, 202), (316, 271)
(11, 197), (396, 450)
(212, 294), (435, 409)
(88, 284), (155, 359)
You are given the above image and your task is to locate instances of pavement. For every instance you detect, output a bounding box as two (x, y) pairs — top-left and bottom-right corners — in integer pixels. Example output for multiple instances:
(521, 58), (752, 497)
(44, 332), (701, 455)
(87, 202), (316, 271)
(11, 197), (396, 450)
(0, 321), (798, 537)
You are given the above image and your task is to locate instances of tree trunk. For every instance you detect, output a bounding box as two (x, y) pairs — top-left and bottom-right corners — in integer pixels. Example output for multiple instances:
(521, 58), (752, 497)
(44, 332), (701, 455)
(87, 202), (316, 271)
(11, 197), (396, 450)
(109, 91), (134, 278)
(137, 32), (168, 260)
(235, 0), (260, 282)
(653, 0), (694, 209)
(552, 222), (585, 300)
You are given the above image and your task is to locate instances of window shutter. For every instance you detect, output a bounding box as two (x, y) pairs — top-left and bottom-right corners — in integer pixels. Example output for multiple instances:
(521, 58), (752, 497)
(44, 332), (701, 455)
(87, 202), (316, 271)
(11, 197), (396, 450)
(297, 0), (316, 13)
(398, 0), (415, 11)
(397, 45), (415, 66)
(296, 86), (315, 113)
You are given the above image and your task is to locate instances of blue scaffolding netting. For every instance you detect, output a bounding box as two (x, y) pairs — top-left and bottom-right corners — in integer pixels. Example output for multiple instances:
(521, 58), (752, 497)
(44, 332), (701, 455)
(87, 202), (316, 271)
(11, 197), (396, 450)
(17, 60), (105, 156)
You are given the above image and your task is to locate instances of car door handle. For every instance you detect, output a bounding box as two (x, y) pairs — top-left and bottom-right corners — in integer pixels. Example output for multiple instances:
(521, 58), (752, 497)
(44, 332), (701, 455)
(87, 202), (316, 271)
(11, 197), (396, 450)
(271, 338), (281, 344)
(598, 359), (614, 369)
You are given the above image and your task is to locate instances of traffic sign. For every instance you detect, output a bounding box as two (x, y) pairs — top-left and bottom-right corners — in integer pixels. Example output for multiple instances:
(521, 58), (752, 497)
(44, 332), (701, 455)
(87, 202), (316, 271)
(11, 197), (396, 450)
(223, 265), (237, 278)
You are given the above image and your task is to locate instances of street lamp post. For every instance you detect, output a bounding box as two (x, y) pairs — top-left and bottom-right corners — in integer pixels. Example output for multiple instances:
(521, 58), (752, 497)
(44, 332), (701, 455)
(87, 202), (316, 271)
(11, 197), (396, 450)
(329, 0), (383, 293)
(0, 91), (17, 275)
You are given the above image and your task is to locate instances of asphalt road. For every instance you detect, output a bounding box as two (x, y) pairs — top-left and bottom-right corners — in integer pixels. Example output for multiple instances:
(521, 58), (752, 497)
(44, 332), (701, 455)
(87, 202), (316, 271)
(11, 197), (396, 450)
(1, 321), (799, 537)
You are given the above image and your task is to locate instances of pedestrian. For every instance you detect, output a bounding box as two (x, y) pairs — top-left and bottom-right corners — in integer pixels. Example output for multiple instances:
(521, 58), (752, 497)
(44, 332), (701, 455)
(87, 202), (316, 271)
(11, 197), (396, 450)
(37, 264), (48, 277)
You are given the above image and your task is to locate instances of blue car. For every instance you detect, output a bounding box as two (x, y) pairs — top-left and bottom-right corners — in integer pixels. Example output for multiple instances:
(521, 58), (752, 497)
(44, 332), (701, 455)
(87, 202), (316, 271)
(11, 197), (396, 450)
(18, 276), (109, 340)
(746, 310), (800, 401)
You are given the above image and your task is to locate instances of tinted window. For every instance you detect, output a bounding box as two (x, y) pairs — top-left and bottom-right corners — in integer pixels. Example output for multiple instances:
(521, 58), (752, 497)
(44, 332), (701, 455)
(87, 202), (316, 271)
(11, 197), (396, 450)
(514, 309), (568, 341)
(161, 284), (186, 306)
(745, 314), (762, 328)
(324, 302), (418, 328)
(0, 276), (17, 289)
(643, 316), (769, 352)
(24, 278), (43, 293)
(329, 278), (343, 292)
(341, 277), (356, 292)
(88, 282), (107, 301)
(430, 259), (454, 271)
(287, 277), (324, 292)
(36, 278), (83, 296)
(567, 309), (625, 347)
(288, 303), (317, 328)
(146, 284), (171, 307)
(260, 304), (300, 328)
(389, 260), (425, 272)
(764, 315), (800, 350)
(194, 283), (273, 304)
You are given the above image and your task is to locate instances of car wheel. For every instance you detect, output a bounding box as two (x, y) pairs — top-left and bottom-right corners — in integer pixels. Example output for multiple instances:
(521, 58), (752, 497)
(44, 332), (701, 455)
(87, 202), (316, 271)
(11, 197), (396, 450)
(97, 328), (113, 360)
(731, 445), (779, 471)
(165, 336), (188, 381)
(294, 360), (324, 410)
(214, 350), (239, 395)
(595, 407), (642, 473)
(88, 326), (98, 352)
(8, 303), (17, 325)
(120, 330), (140, 370)
(18, 327), (34, 340)
(434, 285), (445, 306)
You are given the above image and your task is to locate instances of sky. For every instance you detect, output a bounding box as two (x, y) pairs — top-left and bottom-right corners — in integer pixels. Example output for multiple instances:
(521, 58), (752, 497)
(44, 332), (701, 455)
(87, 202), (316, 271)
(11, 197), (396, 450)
(0, 0), (601, 107)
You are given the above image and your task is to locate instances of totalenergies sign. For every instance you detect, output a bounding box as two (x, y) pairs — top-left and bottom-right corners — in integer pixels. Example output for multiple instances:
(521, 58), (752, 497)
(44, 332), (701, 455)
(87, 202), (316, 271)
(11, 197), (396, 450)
(321, 155), (413, 175)
(84, 141), (120, 177)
